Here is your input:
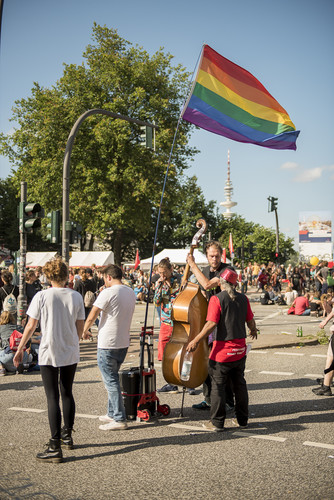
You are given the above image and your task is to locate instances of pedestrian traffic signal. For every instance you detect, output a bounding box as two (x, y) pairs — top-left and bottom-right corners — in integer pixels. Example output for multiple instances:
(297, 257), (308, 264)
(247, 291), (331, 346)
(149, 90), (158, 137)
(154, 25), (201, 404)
(139, 125), (153, 149)
(46, 210), (61, 244)
(18, 202), (44, 233)
(268, 196), (278, 212)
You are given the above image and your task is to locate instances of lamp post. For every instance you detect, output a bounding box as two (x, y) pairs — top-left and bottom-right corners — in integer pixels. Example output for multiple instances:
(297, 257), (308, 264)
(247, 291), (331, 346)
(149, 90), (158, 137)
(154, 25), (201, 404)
(62, 109), (157, 264)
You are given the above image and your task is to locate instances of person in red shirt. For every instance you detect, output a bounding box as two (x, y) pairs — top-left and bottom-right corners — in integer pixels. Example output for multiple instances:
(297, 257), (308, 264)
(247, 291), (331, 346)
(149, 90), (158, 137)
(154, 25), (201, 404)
(291, 293), (311, 316)
(187, 268), (258, 432)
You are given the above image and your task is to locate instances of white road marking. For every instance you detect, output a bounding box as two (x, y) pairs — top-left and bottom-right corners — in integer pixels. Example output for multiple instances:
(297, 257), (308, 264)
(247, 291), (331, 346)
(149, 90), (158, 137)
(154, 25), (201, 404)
(169, 423), (209, 431)
(257, 312), (281, 323)
(274, 352), (304, 356)
(280, 331), (293, 335)
(248, 350), (268, 354)
(76, 413), (99, 419)
(310, 354), (327, 358)
(304, 374), (323, 378)
(8, 407), (45, 413)
(244, 369), (252, 373)
(8, 408), (101, 419)
(260, 371), (294, 376)
(233, 431), (286, 442)
(303, 441), (334, 450)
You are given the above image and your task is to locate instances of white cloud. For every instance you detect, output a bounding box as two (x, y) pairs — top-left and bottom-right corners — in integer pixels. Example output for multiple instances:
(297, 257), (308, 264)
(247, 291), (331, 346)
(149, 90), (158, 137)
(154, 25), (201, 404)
(293, 167), (324, 183)
(280, 161), (299, 170)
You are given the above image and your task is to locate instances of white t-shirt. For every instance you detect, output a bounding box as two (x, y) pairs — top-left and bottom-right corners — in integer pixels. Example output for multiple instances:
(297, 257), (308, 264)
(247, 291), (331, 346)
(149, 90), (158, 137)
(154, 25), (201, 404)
(285, 290), (298, 306)
(27, 287), (85, 367)
(94, 284), (136, 349)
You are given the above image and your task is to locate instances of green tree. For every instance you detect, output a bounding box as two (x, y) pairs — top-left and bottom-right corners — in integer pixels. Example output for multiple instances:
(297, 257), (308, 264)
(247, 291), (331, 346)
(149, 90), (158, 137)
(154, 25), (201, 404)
(0, 25), (199, 264)
(0, 177), (19, 251)
(214, 215), (296, 264)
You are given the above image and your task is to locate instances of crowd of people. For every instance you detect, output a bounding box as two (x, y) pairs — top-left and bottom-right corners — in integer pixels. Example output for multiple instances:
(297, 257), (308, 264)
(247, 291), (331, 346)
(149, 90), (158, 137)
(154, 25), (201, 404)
(0, 250), (333, 461)
(237, 261), (334, 318)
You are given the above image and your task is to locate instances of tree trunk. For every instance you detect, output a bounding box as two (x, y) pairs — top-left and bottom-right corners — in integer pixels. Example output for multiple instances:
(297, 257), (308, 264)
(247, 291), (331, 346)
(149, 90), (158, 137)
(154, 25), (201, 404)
(113, 229), (123, 266)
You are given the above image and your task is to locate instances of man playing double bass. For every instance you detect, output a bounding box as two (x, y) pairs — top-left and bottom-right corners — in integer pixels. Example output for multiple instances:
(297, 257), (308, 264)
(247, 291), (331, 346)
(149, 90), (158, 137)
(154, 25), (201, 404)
(186, 240), (234, 410)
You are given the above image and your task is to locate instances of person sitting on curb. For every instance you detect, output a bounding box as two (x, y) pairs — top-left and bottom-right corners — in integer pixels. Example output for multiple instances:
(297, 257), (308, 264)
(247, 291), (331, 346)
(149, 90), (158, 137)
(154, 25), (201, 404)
(0, 312), (33, 375)
(308, 291), (321, 317)
(288, 292), (311, 316)
(260, 285), (276, 305)
(283, 286), (298, 307)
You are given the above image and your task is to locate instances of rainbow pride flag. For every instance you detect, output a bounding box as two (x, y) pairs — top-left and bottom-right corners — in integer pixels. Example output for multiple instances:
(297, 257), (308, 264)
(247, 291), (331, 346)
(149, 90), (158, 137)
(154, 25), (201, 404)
(181, 45), (300, 150)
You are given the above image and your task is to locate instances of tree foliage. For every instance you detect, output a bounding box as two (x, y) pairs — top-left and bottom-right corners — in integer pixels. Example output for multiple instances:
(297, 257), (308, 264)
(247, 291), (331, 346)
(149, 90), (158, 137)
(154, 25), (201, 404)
(0, 177), (19, 250)
(0, 25), (200, 264)
(214, 215), (296, 264)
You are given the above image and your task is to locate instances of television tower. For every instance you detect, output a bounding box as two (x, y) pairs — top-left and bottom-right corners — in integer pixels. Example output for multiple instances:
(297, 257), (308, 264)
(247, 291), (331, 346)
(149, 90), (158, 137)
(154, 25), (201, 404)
(220, 150), (237, 219)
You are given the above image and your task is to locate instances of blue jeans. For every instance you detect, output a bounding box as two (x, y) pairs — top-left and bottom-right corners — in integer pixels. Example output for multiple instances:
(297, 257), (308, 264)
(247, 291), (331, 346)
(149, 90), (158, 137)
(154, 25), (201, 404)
(0, 349), (31, 372)
(97, 348), (128, 422)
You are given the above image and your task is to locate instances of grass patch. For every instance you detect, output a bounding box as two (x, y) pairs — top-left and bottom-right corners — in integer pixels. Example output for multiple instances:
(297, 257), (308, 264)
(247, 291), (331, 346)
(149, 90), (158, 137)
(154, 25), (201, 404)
(317, 329), (329, 345)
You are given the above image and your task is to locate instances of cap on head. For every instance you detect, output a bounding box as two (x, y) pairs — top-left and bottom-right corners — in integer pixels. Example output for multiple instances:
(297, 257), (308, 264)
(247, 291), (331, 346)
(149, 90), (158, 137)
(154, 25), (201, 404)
(220, 268), (238, 285)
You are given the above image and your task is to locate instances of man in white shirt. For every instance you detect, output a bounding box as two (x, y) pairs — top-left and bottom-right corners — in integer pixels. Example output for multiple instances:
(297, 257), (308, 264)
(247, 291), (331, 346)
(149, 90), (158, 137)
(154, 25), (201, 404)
(83, 264), (136, 430)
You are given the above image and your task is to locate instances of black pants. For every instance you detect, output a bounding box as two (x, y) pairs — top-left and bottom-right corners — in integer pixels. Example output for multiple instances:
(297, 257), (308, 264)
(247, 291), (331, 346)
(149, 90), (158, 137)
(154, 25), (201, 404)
(203, 374), (234, 407)
(209, 356), (248, 429)
(40, 364), (77, 440)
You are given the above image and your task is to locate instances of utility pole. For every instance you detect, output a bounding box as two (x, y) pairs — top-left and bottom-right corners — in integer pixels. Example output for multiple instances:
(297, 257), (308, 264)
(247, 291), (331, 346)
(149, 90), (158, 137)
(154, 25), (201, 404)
(17, 182), (27, 325)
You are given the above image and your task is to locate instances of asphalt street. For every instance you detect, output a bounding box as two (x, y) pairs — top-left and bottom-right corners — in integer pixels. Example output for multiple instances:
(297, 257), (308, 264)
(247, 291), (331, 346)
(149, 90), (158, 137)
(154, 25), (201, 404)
(0, 298), (333, 500)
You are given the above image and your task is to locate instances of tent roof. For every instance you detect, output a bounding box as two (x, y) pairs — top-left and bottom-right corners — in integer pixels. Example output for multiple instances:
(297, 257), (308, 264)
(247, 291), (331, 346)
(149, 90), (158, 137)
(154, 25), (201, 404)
(69, 251), (114, 268)
(140, 248), (209, 268)
(26, 252), (58, 268)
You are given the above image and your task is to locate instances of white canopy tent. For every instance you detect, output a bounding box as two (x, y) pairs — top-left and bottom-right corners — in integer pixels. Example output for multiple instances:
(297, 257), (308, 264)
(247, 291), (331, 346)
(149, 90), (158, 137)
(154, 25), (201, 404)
(139, 248), (209, 270)
(26, 251), (114, 268)
(69, 251), (114, 268)
(26, 252), (58, 267)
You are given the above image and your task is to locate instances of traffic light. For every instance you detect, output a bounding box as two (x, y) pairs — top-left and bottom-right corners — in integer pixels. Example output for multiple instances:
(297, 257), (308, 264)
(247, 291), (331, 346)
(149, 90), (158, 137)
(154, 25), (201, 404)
(65, 220), (83, 245)
(139, 125), (153, 148)
(18, 202), (44, 233)
(47, 210), (61, 244)
(249, 242), (256, 259)
(268, 196), (278, 212)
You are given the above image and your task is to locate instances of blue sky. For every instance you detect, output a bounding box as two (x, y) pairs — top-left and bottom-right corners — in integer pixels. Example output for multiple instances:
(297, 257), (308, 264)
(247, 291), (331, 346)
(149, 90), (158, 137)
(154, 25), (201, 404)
(1, 0), (333, 250)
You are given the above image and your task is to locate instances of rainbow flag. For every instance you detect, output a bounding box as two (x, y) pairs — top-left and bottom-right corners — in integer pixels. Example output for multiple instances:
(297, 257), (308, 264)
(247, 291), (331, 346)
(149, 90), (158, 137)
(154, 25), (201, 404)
(182, 45), (300, 150)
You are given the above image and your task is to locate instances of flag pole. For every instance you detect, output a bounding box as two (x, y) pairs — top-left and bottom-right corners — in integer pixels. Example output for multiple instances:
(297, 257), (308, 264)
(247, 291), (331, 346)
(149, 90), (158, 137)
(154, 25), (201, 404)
(139, 44), (207, 376)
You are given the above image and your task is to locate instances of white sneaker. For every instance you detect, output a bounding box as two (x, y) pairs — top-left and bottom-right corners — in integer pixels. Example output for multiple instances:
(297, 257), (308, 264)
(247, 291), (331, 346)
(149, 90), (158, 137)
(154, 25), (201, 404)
(99, 421), (128, 431)
(99, 414), (114, 422)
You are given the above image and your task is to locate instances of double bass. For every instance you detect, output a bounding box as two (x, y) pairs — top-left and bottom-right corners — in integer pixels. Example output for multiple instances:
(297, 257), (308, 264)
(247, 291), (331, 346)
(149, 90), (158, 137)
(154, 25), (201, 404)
(162, 219), (209, 388)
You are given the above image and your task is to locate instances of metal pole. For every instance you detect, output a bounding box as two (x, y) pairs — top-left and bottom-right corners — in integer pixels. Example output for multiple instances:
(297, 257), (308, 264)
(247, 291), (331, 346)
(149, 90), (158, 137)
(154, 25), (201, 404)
(241, 239), (244, 272)
(274, 208), (280, 264)
(17, 181), (27, 325)
(0, 0), (4, 50)
(62, 109), (158, 264)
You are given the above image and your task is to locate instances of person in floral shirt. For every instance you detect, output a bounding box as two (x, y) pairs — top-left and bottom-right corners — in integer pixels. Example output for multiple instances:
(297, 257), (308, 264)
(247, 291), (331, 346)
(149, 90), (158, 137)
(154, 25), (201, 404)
(154, 258), (181, 392)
